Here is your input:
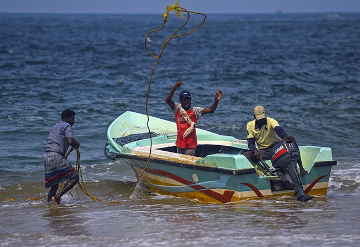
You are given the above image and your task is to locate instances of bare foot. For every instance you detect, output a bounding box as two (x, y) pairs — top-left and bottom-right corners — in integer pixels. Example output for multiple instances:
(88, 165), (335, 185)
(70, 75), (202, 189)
(52, 196), (60, 205)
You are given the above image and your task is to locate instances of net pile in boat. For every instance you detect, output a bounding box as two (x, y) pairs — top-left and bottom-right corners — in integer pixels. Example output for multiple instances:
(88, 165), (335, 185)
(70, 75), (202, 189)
(113, 132), (158, 146)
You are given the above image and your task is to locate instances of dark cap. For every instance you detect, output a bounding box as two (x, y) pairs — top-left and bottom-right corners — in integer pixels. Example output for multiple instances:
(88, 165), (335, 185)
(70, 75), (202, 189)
(179, 90), (191, 100)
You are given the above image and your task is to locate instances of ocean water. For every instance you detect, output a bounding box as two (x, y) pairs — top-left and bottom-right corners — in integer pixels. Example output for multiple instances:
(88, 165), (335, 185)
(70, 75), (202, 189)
(1, 12), (360, 246)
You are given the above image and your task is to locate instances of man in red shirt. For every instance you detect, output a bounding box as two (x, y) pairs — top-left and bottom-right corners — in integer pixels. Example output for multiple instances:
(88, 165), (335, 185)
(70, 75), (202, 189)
(166, 81), (223, 156)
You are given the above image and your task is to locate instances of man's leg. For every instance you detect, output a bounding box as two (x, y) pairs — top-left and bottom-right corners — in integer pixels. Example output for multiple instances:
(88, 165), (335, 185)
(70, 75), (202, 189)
(244, 148), (272, 165)
(297, 156), (308, 175)
(292, 140), (308, 175)
(177, 147), (196, 156)
(177, 147), (183, 154)
(48, 184), (59, 202)
(184, 148), (196, 156)
(243, 151), (258, 166)
(52, 174), (79, 205)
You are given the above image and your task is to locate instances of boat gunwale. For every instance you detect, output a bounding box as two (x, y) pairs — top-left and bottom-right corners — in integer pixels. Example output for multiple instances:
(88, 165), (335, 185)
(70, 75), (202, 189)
(314, 161), (337, 167)
(113, 152), (257, 176)
(113, 151), (336, 176)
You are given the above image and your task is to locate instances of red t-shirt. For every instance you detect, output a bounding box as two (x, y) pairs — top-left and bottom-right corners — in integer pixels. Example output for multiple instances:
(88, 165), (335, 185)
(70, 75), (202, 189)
(173, 103), (203, 148)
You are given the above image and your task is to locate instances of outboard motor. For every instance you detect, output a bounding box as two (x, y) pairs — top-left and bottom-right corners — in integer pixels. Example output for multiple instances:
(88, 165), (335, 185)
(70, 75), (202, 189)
(270, 140), (313, 202)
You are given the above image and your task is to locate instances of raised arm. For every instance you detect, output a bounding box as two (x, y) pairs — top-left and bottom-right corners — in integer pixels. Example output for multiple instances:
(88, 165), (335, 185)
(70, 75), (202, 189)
(202, 90), (223, 115)
(165, 81), (183, 110)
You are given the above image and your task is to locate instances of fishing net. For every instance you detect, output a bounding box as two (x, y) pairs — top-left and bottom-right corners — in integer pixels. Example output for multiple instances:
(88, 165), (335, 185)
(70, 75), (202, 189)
(113, 132), (158, 146)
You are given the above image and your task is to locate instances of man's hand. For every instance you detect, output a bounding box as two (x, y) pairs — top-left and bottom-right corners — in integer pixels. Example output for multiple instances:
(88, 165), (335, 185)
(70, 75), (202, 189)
(166, 81), (183, 110)
(284, 136), (295, 142)
(202, 90), (223, 115)
(254, 149), (261, 158)
(66, 137), (80, 148)
(215, 90), (223, 101)
(174, 81), (183, 89)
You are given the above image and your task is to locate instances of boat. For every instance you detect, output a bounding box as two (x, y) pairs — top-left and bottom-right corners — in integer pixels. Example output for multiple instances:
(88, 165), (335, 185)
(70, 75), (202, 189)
(104, 111), (336, 203)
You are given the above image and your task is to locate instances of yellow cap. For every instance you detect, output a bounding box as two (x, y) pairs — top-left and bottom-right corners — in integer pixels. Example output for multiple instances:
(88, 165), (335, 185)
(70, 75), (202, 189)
(254, 105), (266, 120)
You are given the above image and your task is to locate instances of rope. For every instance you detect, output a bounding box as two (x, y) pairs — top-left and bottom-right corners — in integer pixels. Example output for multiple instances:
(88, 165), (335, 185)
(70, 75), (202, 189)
(66, 148), (124, 203)
(127, 1), (206, 199)
(4, 1), (205, 204)
(66, 147), (104, 202)
(5, 148), (124, 204)
(179, 106), (195, 138)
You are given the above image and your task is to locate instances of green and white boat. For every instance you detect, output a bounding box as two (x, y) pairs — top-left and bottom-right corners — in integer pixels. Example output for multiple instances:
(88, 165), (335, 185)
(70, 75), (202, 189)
(104, 111), (336, 203)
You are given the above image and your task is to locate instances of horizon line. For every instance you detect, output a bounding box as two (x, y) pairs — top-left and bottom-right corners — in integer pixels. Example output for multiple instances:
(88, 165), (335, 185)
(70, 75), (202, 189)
(1, 11), (359, 15)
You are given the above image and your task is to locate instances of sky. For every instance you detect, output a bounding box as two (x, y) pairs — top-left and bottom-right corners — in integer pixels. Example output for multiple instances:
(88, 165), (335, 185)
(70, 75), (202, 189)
(1, 0), (360, 14)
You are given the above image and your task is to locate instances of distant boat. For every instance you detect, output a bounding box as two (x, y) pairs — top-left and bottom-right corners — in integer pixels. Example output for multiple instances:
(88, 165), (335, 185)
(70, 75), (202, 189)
(326, 13), (340, 18)
(104, 111), (336, 203)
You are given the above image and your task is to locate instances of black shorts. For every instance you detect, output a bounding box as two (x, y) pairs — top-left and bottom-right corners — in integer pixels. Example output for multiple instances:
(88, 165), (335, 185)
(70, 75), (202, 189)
(258, 147), (273, 160)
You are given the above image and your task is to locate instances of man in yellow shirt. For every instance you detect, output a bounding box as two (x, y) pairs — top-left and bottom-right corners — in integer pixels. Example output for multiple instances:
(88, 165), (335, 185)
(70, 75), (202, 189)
(244, 105), (313, 202)
(244, 105), (307, 175)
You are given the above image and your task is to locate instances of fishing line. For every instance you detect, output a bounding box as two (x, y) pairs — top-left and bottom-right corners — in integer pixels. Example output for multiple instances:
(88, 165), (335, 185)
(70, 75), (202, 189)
(4, 1), (206, 204)
(127, 0), (206, 199)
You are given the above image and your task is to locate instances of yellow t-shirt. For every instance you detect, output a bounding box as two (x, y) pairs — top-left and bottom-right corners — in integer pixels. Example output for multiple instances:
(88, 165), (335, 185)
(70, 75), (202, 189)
(247, 117), (281, 149)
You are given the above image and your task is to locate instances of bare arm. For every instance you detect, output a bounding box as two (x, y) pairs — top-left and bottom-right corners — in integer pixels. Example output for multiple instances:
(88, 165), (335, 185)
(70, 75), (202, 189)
(66, 137), (80, 148)
(165, 81), (183, 110)
(202, 90), (223, 115)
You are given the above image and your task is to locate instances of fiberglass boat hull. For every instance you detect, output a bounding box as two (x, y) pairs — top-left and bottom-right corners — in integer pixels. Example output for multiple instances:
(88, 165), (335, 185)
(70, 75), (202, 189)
(105, 111), (336, 203)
